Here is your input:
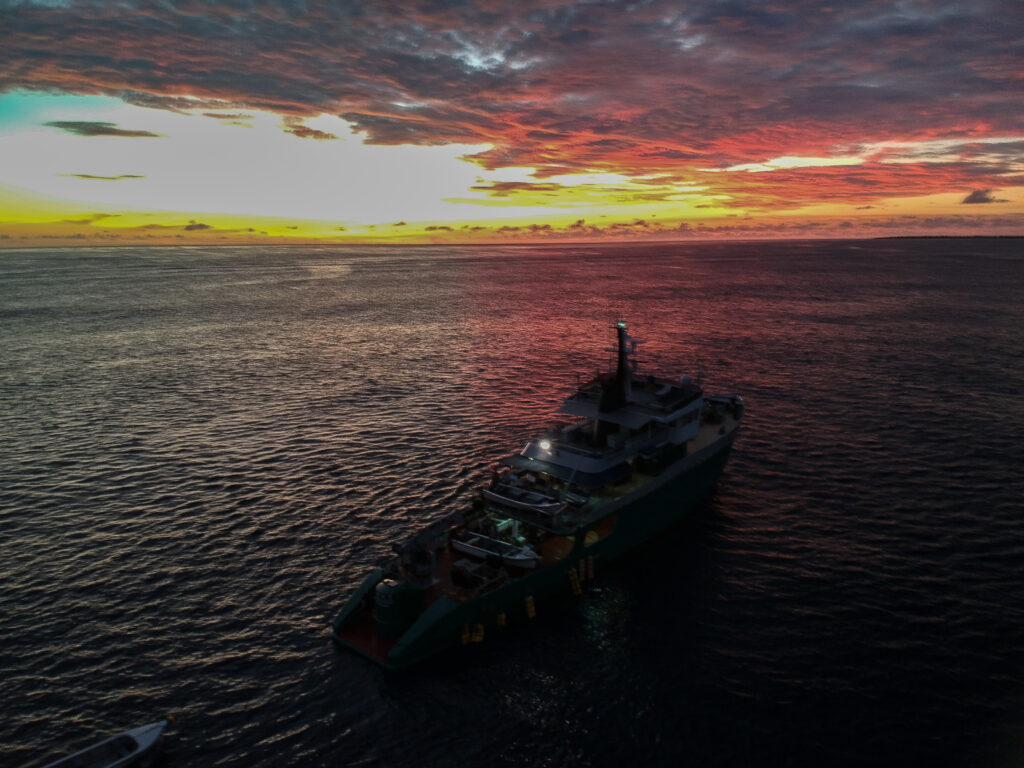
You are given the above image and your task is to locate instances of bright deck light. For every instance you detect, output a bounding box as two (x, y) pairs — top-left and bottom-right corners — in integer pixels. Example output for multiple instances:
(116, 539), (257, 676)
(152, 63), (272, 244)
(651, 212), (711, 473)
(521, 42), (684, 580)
(539, 439), (551, 451)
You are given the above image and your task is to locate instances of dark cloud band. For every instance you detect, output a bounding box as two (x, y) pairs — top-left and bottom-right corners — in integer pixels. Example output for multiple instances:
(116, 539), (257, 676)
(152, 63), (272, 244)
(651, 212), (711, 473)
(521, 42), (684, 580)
(44, 121), (162, 138)
(60, 173), (145, 180)
(3, 0), (1020, 211)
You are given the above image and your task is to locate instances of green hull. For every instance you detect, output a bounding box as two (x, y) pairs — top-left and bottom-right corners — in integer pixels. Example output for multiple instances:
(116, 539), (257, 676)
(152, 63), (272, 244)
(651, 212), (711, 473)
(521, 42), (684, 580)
(332, 429), (738, 670)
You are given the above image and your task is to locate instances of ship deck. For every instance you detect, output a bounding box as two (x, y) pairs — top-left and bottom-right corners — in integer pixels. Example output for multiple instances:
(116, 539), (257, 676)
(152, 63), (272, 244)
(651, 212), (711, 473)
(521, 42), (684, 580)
(689, 408), (742, 453)
(333, 609), (396, 663)
(583, 408), (742, 510)
(428, 534), (576, 602)
(426, 545), (475, 603)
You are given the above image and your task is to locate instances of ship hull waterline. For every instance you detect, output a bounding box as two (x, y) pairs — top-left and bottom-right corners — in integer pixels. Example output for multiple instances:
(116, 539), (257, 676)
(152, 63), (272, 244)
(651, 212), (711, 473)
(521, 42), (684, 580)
(332, 424), (738, 670)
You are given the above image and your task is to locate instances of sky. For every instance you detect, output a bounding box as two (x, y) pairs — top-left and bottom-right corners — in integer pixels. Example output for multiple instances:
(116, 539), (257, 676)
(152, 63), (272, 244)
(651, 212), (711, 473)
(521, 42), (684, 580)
(1, 0), (1022, 246)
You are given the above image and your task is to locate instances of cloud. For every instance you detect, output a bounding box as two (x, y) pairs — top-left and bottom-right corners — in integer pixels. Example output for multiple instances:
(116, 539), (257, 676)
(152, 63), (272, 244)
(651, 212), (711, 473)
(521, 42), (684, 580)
(60, 174), (144, 180)
(60, 213), (120, 224)
(469, 181), (567, 197)
(962, 189), (1009, 204)
(282, 117), (339, 140)
(2, 0), (1022, 215)
(203, 112), (253, 121)
(43, 121), (162, 138)
(284, 125), (339, 140)
(712, 156), (864, 174)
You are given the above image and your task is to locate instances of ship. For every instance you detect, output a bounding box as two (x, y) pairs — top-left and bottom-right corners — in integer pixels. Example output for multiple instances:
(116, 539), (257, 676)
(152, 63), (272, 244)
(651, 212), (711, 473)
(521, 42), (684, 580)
(331, 321), (744, 669)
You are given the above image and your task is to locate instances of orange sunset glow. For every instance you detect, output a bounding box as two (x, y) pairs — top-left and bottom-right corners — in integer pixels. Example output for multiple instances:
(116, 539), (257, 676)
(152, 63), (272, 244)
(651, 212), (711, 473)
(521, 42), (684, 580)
(2, 0), (1022, 246)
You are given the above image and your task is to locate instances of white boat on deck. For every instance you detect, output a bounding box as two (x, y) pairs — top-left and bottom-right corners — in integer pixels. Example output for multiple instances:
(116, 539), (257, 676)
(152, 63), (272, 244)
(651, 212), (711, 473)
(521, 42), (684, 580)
(481, 483), (565, 516)
(451, 530), (539, 568)
(41, 720), (166, 768)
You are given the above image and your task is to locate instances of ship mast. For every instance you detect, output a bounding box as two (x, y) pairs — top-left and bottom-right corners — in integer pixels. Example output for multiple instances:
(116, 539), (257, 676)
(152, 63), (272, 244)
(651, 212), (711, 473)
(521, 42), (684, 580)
(594, 320), (633, 441)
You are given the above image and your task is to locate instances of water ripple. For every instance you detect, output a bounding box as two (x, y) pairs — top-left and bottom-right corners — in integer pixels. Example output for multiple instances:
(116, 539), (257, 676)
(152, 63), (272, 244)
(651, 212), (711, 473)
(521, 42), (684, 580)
(1, 240), (1022, 767)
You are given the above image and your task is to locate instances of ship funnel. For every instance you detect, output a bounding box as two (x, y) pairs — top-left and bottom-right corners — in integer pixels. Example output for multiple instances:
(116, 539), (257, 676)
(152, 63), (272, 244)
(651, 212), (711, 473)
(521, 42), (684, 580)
(598, 321), (630, 414)
(615, 321), (629, 385)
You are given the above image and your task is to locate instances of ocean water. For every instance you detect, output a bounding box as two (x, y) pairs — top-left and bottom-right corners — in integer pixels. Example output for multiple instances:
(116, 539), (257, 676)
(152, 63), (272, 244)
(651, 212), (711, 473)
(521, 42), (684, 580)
(1, 239), (1022, 767)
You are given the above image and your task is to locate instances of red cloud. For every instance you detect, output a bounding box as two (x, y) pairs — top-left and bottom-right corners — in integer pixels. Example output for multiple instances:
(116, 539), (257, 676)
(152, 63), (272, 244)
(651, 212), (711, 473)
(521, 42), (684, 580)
(3, 0), (1022, 215)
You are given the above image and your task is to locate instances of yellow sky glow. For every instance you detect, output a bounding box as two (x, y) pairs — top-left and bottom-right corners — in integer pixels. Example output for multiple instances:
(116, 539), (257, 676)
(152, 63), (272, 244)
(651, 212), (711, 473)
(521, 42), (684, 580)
(2, 95), (1022, 246)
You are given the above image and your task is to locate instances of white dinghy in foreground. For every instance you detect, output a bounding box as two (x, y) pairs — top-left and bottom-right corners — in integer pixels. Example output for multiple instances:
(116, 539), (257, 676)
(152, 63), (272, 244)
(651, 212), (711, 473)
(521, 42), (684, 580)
(41, 720), (167, 768)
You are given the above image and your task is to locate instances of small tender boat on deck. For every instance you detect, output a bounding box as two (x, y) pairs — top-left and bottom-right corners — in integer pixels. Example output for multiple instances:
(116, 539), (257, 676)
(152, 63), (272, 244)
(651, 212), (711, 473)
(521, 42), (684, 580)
(41, 720), (166, 768)
(480, 483), (565, 516)
(451, 529), (540, 568)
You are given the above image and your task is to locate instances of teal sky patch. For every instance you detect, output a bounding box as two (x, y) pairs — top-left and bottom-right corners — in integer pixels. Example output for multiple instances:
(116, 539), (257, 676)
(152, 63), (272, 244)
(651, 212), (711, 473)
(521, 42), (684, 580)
(0, 90), (126, 133)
